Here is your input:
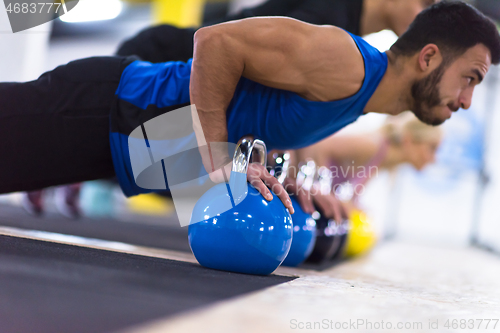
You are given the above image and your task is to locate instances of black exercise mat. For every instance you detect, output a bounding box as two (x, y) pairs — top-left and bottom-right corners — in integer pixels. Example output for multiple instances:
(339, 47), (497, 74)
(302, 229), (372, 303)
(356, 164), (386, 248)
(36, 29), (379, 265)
(0, 203), (190, 252)
(0, 235), (294, 333)
(0, 204), (344, 271)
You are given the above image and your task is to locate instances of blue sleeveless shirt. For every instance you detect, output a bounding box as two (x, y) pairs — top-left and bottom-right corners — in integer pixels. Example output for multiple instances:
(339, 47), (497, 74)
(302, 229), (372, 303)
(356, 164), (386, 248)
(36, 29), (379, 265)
(110, 32), (388, 196)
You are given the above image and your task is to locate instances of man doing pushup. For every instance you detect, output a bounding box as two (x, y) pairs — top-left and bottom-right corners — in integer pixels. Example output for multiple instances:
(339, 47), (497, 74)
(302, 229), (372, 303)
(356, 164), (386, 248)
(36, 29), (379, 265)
(0, 2), (498, 215)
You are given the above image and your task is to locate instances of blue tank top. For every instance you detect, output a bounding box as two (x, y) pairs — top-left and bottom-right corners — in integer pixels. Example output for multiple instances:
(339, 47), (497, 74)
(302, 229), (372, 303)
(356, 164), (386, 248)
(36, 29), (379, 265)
(110, 32), (388, 196)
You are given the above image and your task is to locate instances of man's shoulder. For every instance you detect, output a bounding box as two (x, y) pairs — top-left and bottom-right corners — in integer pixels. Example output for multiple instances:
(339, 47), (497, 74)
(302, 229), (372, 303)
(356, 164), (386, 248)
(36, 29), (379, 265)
(301, 26), (366, 101)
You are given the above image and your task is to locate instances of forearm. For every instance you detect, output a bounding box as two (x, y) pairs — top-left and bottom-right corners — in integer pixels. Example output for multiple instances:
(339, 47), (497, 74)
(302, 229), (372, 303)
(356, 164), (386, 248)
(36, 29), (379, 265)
(190, 27), (244, 180)
(282, 150), (307, 194)
(297, 142), (332, 170)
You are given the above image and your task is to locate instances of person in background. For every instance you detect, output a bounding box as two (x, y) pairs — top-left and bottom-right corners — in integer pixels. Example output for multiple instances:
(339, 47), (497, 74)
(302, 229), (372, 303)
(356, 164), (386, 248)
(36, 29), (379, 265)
(23, 184), (81, 218)
(116, 0), (438, 63)
(296, 113), (443, 215)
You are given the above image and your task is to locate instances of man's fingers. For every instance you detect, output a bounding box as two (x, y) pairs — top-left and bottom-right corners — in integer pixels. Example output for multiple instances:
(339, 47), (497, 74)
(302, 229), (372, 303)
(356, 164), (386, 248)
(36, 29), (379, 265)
(330, 196), (343, 224)
(312, 193), (343, 222)
(249, 177), (273, 200)
(246, 164), (294, 214)
(297, 190), (315, 214)
(313, 196), (331, 217)
(339, 201), (349, 220)
(247, 163), (272, 200)
(266, 177), (294, 214)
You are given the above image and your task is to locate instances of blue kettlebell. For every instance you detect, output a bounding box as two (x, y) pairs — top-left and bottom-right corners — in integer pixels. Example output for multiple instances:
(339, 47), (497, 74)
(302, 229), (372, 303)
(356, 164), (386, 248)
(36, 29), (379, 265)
(188, 136), (293, 275)
(282, 197), (316, 266)
(268, 152), (316, 267)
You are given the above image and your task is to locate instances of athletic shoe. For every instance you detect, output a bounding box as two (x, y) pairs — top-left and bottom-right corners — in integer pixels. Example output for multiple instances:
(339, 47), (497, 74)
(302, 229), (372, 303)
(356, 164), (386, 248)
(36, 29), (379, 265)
(54, 184), (81, 219)
(22, 190), (44, 216)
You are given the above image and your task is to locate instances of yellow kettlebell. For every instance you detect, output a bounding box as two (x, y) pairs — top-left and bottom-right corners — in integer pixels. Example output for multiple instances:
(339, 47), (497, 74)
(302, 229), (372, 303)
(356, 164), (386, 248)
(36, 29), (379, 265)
(345, 209), (377, 257)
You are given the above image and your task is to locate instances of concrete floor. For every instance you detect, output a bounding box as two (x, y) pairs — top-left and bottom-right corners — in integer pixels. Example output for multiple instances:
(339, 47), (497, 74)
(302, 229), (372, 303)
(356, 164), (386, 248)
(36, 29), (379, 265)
(121, 241), (500, 333)
(2, 222), (500, 332)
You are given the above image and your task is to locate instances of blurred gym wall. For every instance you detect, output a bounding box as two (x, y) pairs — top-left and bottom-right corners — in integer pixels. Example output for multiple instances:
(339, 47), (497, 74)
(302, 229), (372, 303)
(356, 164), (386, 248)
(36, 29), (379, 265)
(0, 4), (52, 81)
(476, 64), (500, 252)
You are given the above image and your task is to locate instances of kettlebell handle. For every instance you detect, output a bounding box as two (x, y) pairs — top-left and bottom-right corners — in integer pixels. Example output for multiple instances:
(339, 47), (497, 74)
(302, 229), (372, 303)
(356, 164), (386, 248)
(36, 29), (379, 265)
(270, 151), (291, 184)
(232, 135), (267, 174)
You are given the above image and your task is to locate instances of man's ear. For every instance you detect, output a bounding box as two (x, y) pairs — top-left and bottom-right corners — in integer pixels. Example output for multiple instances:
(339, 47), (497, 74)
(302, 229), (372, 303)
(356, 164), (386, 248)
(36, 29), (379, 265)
(418, 44), (442, 73)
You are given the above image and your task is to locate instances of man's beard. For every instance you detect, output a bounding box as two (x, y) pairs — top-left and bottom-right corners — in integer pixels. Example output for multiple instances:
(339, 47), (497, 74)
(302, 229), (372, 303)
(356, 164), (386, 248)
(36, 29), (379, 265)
(410, 62), (447, 126)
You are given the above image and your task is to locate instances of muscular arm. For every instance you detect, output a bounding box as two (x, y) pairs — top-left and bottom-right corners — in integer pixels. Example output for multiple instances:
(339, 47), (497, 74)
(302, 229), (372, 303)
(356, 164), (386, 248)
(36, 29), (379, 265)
(298, 134), (379, 168)
(190, 17), (364, 211)
(295, 134), (378, 221)
(283, 149), (348, 221)
(191, 17), (363, 104)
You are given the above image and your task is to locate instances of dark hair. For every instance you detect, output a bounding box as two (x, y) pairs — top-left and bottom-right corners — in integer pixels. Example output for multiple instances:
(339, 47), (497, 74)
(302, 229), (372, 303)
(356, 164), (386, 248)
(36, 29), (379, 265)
(390, 1), (500, 64)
